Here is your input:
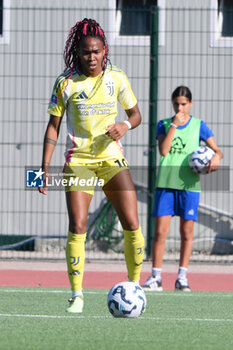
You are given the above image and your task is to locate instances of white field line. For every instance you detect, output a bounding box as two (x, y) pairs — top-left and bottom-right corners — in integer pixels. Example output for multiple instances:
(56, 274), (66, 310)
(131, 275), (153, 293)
(0, 289), (104, 294)
(0, 289), (232, 297)
(0, 314), (110, 319)
(0, 313), (232, 323)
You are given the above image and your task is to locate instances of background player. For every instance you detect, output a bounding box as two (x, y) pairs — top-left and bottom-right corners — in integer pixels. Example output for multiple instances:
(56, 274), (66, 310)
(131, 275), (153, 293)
(143, 86), (223, 291)
(39, 18), (144, 312)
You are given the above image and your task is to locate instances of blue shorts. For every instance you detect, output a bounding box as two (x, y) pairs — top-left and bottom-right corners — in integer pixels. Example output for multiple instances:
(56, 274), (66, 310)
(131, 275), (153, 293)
(152, 188), (200, 221)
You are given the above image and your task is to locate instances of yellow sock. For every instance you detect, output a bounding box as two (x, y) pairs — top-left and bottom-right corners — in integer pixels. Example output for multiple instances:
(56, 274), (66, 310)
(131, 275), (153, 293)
(66, 231), (86, 292)
(123, 226), (144, 282)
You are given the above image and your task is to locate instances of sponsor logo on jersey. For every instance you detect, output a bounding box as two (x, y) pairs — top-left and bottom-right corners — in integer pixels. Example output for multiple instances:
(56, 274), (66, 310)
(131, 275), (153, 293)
(76, 91), (88, 100)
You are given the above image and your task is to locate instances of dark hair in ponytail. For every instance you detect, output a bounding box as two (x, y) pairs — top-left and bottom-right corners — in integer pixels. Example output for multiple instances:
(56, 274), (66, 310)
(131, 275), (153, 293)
(171, 86), (192, 102)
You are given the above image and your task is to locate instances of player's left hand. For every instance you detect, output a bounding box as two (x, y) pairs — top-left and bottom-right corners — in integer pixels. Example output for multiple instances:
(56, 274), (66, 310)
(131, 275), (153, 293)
(106, 123), (129, 140)
(207, 153), (221, 173)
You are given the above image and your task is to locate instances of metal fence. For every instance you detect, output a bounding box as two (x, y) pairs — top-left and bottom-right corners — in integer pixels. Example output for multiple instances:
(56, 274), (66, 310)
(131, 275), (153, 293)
(0, 4), (233, 263)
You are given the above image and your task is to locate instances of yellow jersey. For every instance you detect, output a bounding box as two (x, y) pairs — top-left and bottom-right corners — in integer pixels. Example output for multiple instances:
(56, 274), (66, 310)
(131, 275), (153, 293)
(47, 65), (137, 163)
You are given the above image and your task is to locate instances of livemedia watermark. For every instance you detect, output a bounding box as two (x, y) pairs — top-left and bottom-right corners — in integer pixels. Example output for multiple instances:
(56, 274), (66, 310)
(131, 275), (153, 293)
(25, 166), (230, 192)
(25, 167), (104, 190)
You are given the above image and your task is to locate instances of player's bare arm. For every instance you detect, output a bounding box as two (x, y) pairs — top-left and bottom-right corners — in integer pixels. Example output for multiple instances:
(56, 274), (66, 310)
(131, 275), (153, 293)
(158, 114), (188, 157)
(159, 96), (193, 157)
(157, 130), (175, 157)
(205, 136), (223, 172)
(106, 104), (141, 141)
(39, 115), (63, 195)
(158, 113), (187, 156)
(158, 115), (188, 157)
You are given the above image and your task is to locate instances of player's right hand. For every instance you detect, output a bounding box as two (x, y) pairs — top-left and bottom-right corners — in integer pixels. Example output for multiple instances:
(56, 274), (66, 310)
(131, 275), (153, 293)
(173, 112), (185, 126)
(38, 170), (49, 195)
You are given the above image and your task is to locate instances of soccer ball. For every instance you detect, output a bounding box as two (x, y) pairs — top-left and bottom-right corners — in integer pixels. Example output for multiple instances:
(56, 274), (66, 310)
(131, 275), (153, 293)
(107, 281), (146, 318)
(189, 146), (215, 174)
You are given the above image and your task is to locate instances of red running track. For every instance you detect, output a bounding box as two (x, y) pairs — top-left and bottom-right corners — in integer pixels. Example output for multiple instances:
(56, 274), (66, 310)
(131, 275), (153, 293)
(0, 270), (233, 292)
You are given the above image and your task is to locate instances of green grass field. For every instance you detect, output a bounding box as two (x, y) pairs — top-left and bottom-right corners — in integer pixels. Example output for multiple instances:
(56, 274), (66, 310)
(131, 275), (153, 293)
(0, 287), (232, 350)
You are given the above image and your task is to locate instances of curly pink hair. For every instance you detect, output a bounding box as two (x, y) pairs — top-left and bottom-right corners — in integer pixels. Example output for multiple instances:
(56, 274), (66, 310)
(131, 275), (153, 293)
(63, 18), (109, 72)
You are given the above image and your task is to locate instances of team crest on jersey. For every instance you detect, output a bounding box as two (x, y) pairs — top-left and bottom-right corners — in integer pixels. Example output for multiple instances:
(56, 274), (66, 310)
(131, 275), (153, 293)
(50, 94), (58, 108)
(106, 82), (114, 96)
(76, 91), (88, 100)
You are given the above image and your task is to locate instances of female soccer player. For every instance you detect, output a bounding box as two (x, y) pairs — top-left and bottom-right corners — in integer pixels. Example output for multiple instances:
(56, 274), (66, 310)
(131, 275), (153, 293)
(143, 86), (223, 291)
(39, 18), (144, 312)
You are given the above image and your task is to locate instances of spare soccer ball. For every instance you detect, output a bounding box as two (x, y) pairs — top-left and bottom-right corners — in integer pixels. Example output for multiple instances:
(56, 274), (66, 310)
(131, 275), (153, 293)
(107, 281), (146, 318)
(189, 146), (215, 174)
